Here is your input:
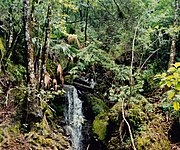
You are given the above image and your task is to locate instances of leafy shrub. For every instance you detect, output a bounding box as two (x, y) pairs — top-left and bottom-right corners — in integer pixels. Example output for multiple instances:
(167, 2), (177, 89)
(155, 62), (180, 112)
(7, 62), (26, 84)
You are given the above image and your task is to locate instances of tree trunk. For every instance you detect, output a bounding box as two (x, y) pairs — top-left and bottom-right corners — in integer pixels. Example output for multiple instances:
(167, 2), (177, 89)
(23, 0), (35, 88)
(23, 0), (41, 128)
(2, 31), (22, 71)
(113, 0), (124, 19)
(79, 0), (84, 32)
(84, 0), (89, 43)
(169, 0), (179, 68)
(41, 2), (52, 86)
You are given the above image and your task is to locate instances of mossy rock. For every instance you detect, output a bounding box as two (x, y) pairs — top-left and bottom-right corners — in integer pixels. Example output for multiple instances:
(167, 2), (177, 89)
(93, 112), (109, 141)
(136, 116), (170, 150)
(87, 95), (108, 116)
(108, 101), (122, 124)
(92, 101), (123, 142)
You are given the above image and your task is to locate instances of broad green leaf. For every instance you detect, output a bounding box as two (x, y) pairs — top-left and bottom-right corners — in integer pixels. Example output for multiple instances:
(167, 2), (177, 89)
(154, 74), (161, 78)
(167, 90), (175, 100)
(161, 73), (167, 78)
(160, 83), (166, 88)
(173, 72), (179, 78)
(173, 102), (179, 111)
(168, 67), (175, 72)
(155, 25), (159, 29)
(166, 82), (172, 87)
(166, 75), (173, 80)
(174, 62), (180, 68)
(175, 84), (180, 91)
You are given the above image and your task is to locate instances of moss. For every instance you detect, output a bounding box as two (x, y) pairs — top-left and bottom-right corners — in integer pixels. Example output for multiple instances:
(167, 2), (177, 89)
(108, 101), (122, 125)
(136, 116), (170, 150)
(0, 37), (5, 61)
(0, 118), (72, 150)
(93, 113), (109, 141)
(92, 101), (123, 143)
(87, 95), (108, 116)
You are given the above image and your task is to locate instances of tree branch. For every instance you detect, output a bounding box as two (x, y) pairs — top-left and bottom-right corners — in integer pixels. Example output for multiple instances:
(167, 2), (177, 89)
(139, 48), (160, 72)
(121, 99), (136, 150)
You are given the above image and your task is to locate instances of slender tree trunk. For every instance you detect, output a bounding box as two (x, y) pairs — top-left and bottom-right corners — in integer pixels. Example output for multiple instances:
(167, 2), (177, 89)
(79, 0), (84, 32)
(23, 0), (35, 88)
(36, 45), (43, 89)
(169, 0), (179, 68)
(84, 0), (89, 43)
(113, 0), (124, 18)
(3, 30), (22, 65)
(23, 0), (42, 128)
(41, 1), (52, 85)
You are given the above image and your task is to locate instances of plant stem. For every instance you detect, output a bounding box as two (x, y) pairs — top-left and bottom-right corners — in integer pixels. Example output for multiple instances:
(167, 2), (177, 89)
(121, 99), (136, 150)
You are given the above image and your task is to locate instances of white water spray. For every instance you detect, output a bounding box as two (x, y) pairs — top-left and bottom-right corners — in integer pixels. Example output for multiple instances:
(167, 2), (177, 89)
(64, 85), (83, 150)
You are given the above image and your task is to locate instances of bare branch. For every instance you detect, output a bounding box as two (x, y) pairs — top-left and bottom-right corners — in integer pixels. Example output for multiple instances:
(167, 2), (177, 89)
(122, 99), (136, 150)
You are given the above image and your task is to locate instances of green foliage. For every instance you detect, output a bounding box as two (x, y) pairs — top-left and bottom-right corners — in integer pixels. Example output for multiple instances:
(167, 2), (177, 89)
(139, 63), (161, 93)
(36, 88), (65, 117)
(109, 69), (145, 102)
(136, 116), (170, 150)
(109, 85), (130, 102)
(155, 62), (180, 112)
(7, 62), (26, 84)
(0, 0), (179, 149)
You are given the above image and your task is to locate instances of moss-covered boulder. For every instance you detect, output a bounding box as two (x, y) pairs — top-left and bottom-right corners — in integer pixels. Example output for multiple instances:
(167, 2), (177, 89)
(93, 112), (109, 141)
(135, 115), (170, 150)
(106, 101), (123, 149)
(87, 95), (108, 116)
(92, 101), (123, 143)
(108, 101), (122, 124)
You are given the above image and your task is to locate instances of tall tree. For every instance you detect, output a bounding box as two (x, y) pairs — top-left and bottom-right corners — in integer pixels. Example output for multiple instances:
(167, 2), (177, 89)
(169, 0), (179, 67)
(79, 0), (84, 32)
(23, 0), (35, 88)
(41, 1), (52, 85)
(84, 0), (89, 43)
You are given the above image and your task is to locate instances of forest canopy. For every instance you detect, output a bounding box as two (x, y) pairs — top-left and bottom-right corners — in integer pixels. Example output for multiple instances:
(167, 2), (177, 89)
(0, 0), (179, 149)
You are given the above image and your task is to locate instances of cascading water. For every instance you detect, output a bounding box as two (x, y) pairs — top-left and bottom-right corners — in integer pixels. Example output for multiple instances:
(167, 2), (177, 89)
(64, 85), (84, 150)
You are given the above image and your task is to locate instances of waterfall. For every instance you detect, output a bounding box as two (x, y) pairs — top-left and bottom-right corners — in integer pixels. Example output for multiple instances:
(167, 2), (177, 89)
(64, 85), (83, 150)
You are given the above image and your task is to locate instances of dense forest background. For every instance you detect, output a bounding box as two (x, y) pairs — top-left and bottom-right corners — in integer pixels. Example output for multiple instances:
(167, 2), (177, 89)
(0, 0), (180, 149)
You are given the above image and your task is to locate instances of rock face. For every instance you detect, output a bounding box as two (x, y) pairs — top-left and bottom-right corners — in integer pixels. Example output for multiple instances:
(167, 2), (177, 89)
(80, 93), (124, 150)
(92, 101), (123, 149)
